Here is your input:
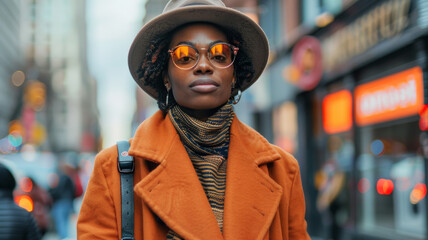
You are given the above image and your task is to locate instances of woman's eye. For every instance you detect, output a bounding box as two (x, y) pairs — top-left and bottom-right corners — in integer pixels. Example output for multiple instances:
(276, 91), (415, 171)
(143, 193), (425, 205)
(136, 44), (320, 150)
(212, 54), (226, 62)
(177, 56), (194, 63)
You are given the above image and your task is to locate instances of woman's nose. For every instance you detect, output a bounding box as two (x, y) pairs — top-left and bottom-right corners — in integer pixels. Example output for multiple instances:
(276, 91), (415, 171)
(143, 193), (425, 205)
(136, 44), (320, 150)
(194, 54), (213, 74)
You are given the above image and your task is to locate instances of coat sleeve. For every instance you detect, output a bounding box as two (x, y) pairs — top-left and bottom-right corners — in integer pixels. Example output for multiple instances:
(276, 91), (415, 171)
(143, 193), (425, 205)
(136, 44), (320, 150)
(288, 164), (311, 240)
(77, 148), (120, 239)
(272, 146), (311, 240)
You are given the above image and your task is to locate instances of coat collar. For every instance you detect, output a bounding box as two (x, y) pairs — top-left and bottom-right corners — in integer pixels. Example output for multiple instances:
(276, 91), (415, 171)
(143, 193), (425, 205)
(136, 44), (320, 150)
(129, 110), (282, 240)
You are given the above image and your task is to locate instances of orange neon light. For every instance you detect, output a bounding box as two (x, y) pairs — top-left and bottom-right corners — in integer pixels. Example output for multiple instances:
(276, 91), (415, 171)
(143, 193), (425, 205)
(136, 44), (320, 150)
(322, 90), (353, 134)
(355, 67), (424, 126)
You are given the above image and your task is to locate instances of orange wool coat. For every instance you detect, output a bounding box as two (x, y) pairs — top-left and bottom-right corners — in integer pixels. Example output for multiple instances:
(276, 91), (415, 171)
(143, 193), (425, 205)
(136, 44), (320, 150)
(77, 110), (310, 240)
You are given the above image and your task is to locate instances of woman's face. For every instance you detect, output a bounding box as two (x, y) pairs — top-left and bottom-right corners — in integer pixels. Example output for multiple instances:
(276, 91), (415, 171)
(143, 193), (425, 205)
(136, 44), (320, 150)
(166, 24), (235, 111)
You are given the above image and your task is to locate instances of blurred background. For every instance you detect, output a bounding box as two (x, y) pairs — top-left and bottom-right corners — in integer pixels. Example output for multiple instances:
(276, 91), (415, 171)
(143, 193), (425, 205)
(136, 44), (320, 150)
(1, 0), (428, 239)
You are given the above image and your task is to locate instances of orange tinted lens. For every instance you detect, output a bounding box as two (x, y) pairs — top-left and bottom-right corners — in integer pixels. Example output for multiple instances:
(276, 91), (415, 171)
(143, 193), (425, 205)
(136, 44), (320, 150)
(210, 44), (224, 56)
(209, 43), (233, 67)
(172, 45), (197, 68)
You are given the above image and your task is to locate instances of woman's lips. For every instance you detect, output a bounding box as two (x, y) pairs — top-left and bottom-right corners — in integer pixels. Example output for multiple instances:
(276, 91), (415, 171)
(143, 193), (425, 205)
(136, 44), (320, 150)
(189, 79), (219, 93)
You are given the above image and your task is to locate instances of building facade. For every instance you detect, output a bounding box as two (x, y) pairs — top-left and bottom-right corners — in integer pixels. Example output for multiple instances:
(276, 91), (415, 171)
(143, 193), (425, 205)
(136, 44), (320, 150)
(0, 0), (100, 154)
(0, 0), (24, 141)
(257, 0), (428, 239)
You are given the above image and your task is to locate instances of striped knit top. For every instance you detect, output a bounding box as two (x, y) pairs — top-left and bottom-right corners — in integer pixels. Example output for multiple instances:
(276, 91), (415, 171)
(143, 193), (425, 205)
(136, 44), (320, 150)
(167, 102), (234, 239)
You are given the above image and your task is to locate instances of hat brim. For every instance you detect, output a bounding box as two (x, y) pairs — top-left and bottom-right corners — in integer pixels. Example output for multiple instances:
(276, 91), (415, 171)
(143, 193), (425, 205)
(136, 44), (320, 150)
(128, 5), (269, 99)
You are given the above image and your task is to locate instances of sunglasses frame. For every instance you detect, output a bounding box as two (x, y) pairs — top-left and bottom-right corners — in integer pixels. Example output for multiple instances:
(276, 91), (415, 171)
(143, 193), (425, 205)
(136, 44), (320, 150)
(168, 42), (239, 70)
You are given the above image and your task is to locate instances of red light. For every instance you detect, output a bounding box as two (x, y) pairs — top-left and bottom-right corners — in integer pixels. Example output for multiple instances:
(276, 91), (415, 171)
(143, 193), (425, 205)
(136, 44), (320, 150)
(14, 195), (34, 212)
(410, 183), (427, 204)
(19, 177), (33, 193)
(419, 105), (428, 131)
(376, 179), (394, 195)
(358, 178), (370, 193)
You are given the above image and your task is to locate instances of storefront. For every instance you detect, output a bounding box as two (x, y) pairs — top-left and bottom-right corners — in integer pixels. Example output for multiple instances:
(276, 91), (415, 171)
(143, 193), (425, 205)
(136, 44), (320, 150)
(310, 65), (426, 240)
(270, 0), (428, 239)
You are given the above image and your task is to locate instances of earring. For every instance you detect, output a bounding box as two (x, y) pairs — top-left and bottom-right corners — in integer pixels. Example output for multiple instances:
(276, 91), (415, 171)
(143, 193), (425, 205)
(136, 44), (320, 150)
(233, 90), (242, 104)
(166, 89), (170, 106)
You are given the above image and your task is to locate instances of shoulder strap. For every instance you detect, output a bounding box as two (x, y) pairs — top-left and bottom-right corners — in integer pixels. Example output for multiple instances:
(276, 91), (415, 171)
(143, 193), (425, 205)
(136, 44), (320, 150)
(117, 141), (135, 240)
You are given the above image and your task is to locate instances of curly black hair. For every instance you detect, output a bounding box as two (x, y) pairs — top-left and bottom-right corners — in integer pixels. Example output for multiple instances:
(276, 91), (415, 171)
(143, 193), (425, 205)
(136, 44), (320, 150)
(136, 23), (255, 112)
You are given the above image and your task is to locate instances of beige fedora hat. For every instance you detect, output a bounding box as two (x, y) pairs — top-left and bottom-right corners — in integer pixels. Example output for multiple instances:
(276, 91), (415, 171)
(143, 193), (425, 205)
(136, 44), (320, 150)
(128, 0), (269, 99)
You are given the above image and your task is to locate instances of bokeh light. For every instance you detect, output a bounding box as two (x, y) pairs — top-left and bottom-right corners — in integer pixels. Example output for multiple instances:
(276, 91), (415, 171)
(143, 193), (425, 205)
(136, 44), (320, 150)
(24, 81), (46, 111)
(9, 120), (25, 138)
(410, 183), (427, 204)
(11, 70), (26, 87)
(370, 139), (384, 156)
(358, 177), (371, 193)
(14, 195), (34, 212)
(19, 177), (33, 193)
(21, 144), (37, 162)
(7, 133), (23, 147)
(377, 178), (394, 195)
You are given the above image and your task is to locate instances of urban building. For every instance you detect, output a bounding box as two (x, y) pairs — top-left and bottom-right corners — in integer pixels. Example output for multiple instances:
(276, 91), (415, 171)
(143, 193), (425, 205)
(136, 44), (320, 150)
(0, 0), (25, 146)
(257, 0), (428, 239)
(0, 0), (100, 154)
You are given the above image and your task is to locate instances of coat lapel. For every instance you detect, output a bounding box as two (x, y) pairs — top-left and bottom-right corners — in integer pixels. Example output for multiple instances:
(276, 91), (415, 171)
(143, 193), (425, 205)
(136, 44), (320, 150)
(128, 111), (283, 240)
(130, 111), (223, 240)
(222, 118), (283, 240)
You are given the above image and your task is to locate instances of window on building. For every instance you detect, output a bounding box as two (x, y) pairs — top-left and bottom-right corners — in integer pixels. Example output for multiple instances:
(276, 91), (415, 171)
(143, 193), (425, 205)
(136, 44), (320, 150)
(356, 119), (426, 239)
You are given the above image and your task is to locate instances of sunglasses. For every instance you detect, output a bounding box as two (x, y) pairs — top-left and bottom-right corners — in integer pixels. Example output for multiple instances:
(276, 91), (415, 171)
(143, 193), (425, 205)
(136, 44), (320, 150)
(168, 42), (239, 70)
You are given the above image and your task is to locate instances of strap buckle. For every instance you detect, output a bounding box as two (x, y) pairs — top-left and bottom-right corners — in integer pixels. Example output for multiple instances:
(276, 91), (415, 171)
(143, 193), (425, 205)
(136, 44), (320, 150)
(117, 160), (134, 173)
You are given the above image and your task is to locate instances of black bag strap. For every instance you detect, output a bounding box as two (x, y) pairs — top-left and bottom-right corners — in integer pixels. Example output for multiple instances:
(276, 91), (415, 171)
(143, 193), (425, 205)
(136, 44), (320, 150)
(117, 141), (135, 240)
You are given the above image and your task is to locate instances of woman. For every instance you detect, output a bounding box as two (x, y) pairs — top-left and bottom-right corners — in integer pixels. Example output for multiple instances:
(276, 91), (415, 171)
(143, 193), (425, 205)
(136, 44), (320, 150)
(77, 0), (310, 239)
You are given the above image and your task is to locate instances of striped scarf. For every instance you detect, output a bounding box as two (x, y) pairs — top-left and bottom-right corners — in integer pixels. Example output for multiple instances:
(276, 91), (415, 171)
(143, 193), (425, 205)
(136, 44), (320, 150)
(166, 102), (234, 239)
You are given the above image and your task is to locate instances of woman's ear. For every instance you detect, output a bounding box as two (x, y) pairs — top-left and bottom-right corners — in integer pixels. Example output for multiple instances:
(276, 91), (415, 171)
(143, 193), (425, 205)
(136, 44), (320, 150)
(231, 77), (239, 96)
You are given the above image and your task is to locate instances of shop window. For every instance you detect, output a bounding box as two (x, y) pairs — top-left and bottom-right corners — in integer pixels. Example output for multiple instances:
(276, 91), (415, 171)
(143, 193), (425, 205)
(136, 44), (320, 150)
(315, 132), (354, 240)
(356, 120), (426, 239)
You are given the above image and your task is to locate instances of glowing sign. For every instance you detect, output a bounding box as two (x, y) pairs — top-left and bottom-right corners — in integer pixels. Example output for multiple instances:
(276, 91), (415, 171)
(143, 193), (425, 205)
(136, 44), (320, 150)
(322, 90), (353, 134)
(355, 67), (424, 126)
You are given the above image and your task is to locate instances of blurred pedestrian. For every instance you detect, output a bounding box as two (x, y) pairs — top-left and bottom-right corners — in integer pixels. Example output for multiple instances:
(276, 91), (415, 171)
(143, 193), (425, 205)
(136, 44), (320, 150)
(0, 163), (41, 240)
(78, 0), (310, 239)
(15, 177), (53, 236)
(49, 161), (76, 239)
